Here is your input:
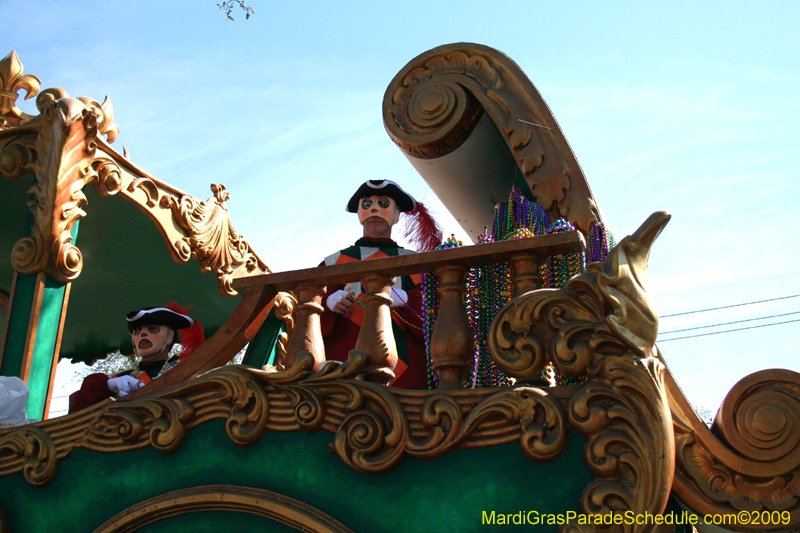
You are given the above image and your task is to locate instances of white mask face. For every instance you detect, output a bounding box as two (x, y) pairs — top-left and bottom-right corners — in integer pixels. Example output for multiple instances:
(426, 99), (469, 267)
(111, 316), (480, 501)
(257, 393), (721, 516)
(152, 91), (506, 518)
(131, 324), (174, 361)
(358, 195), (399, 238)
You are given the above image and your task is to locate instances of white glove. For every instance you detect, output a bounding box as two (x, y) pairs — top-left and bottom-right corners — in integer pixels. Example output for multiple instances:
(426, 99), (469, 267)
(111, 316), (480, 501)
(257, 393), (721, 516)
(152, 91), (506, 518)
(108, 375), (144, 396)
(326, 289), (353, 314)
(390, 288), (408, 308)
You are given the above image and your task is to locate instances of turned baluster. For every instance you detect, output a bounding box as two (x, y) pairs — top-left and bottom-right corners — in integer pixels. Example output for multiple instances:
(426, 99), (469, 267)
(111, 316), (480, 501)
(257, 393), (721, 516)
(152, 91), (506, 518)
(354, 273), (398, 384)
(284, 283), (326, 371)
(509, 252), (543, 296)
(508, 252), (549, 387)
(430, 264), (472, 388)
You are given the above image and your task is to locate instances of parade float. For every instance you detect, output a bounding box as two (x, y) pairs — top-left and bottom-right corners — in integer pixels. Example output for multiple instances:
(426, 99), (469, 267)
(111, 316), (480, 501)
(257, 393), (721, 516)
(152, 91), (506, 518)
(1, 43), (798, 532)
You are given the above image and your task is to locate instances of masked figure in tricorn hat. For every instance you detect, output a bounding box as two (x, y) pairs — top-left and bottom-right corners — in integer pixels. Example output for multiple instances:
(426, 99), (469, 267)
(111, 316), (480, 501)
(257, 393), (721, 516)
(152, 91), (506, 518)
(320, 180), (441, 388)
(68, 303), (204, 413)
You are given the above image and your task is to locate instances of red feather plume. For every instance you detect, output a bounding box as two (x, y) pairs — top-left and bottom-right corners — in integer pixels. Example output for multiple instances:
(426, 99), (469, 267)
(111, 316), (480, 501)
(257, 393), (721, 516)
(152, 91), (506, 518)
(403, 201), (443, 252)
(165, 301), (206, 360)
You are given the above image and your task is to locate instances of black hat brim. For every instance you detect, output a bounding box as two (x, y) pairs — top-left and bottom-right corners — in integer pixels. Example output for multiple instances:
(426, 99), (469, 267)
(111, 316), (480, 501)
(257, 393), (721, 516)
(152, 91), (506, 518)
(346, 180), (416, 213)
(126, 307), (194, 333)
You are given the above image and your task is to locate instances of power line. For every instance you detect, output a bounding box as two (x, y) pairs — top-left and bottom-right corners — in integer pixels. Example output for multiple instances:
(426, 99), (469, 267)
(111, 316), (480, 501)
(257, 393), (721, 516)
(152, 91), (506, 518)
(659, 311), (800, 335)
(661, 294), (800, 318)
(653, 271), (800, 298)
(657, 318), (800, 342)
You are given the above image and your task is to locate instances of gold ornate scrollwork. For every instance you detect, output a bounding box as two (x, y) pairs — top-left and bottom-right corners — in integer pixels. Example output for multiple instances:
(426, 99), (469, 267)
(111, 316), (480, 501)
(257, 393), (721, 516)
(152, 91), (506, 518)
(0, 426), (58, 487)
(35, 87), (68, 114)
(90, 157), (122, 197)
(0, 51), (41, 128)
(8, 87), (120, 282)
(567, 355), (672, 533)
(213, 370), (271, 447)
(128, 177), (160, 207)
(409, 387), (569, 463)
(96, 398), (194, 455)
(164, 184), (264, 296)
(77, 95), (118, 143)
(715, 370), (800, 465)
(671, 369), (800, 528)
(490, 211), (673, 532)
(386, 51), (488, 159)
(384, 44), (600, 233)
(0, 136), (37, 179)
(329, 365), (410, 473)
(273, 291), (298, 366)
(143, 398), (195, 454)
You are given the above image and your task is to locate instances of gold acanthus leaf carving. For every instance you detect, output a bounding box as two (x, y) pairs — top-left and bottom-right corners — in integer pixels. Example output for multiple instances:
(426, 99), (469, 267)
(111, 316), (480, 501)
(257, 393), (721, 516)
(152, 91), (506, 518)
(0, 426), (58, 487)
(164, 184), (264, 296)
(565, 354), (673, 533)
(10, 92), (121, 282)
(0, 51), (41, 128)
(489, 211), (674, 532)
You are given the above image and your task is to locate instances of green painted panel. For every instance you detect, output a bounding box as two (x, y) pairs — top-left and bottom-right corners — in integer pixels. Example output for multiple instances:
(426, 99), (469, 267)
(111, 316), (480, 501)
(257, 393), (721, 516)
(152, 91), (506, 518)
(243, 313), (284, 368)
(0, 273), (36, 378)
(0, 172), (35, 305)
(0, 422), (593, 532)
(25, 275), (68, 419)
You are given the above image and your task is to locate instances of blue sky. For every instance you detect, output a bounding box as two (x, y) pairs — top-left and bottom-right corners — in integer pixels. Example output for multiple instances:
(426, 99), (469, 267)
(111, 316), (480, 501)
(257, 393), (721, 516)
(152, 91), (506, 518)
(5, 0), (798, 417)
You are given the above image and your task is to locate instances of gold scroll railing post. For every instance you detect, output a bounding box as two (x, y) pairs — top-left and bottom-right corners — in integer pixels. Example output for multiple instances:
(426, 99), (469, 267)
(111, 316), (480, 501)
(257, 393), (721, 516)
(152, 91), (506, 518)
(284, 283), (326, 371)
(507, 252), (549, 386)
(429, 265), (472, 388)
(355, 274), (398, 384)
(509, 253), (543, 295)
(232, 231), (585, 388)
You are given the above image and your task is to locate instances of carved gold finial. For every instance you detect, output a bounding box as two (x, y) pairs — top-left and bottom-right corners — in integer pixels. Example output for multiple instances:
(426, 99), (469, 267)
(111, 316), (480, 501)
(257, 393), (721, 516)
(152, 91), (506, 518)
(211, 183), (230, 204)
(592, 209), (671, 356)
(165, 184), (265, 296)
(0, 51), (41, 127)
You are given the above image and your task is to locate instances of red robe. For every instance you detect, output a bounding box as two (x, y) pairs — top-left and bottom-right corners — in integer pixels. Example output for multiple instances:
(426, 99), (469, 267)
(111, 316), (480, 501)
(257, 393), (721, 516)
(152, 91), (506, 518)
(68, 356), (180, 413)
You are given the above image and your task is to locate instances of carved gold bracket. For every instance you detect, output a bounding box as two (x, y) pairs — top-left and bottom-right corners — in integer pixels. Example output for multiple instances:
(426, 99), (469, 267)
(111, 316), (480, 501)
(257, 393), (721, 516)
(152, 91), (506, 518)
(161, 183), (266, 295)
(0, 50), (269, 294)
(384, 43), (601, 234)
(114, 162), (269, 295)
(489, 211), (674, 533)
(10, 88), (119, 283)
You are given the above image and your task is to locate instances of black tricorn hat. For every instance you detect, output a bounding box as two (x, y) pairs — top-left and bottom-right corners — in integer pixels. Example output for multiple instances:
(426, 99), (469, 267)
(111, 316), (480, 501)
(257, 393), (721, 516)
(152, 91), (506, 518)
(346, 180), (416, 213)
(126, 307), (195, 333)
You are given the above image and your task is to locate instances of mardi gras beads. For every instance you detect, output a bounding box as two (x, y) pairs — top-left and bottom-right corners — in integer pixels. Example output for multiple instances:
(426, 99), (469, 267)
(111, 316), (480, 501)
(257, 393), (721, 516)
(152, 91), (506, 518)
(422, 235), (465, 389)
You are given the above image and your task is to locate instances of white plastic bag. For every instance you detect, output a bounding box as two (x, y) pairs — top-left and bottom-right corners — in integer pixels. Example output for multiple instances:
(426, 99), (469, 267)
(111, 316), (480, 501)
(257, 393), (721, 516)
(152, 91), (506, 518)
(0, 376), (33, 427)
